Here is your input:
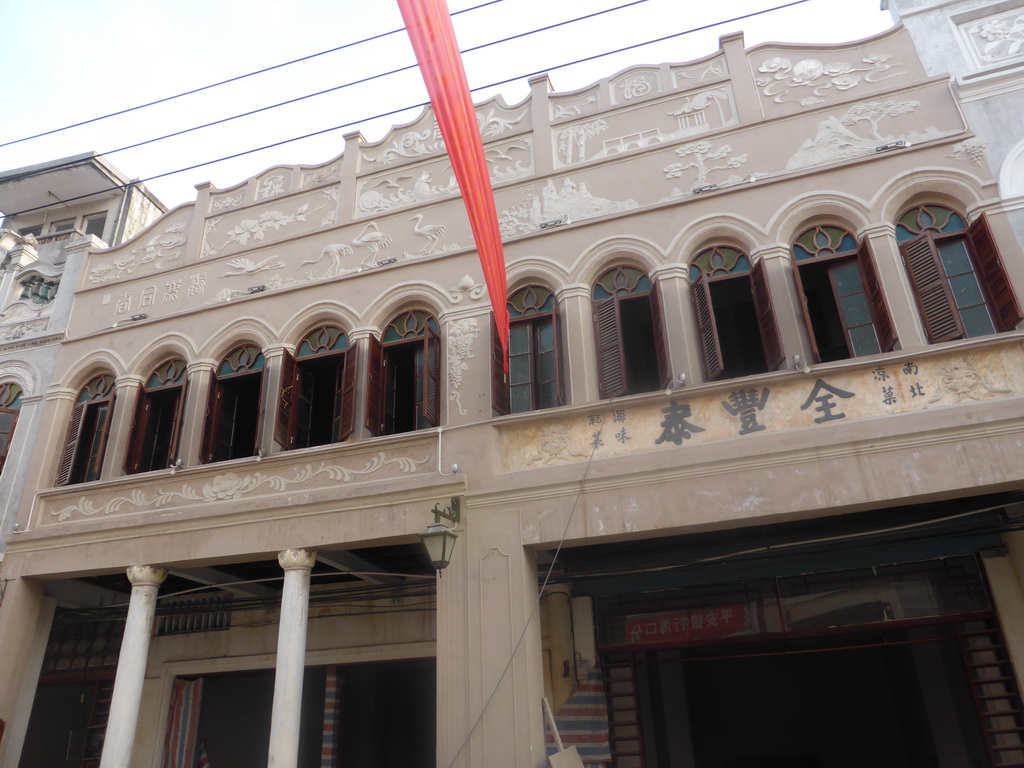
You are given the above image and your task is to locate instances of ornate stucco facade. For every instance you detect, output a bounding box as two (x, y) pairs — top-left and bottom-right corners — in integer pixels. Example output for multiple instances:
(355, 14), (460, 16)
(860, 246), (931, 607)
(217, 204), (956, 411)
(2, 22), (1024, 768)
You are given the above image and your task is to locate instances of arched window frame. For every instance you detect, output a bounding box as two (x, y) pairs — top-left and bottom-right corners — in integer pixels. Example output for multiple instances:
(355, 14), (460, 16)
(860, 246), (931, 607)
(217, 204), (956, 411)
(276, 325), (358, 450)
(592, 265), (668, 398)
(124, 359), (188, 474)
(365, 311), (441, 436)
(896, 206), (1022, 343)
(56, 374), (116, 486)
(201, 345), (265, 463)
(790, 226), (896, 362)
(689, 247), (783, 381)
(492, 285), (564, 415)
(0, 382), (23, 474)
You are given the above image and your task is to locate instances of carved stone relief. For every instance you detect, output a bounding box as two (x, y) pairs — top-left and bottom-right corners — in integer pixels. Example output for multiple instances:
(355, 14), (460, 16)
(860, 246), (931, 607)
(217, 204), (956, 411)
(611, 69), (660, 104)
(498, 177), (638, 238)
(670, 55), (727, 86)
(89, 222), (187, 283)
(47, 452), (431, 523)
(928, 357), (1011, 403)
(302, 164), (339, 188)
(210, 192), (246, 212)
(663, 140), (747, 189)
(551, 87), (601, 122)
(756, 54), (904, 107)
(962, 9), (1024, 66)
(447, 317), (480, 416)
(949, 138), (988, 166)
(448, 275), (485, 303)
(259, 174), (287, 199)
(204, 199), (325, 258)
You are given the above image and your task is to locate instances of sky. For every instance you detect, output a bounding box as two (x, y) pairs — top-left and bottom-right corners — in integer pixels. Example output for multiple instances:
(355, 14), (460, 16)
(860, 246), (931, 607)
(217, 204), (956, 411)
(0, 0), (895, 213)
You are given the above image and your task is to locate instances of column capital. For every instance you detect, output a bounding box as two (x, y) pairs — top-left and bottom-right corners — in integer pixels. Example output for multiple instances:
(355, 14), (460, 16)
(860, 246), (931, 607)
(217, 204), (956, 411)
(278, 548), (317, 571)
(126, 565), (167, 587)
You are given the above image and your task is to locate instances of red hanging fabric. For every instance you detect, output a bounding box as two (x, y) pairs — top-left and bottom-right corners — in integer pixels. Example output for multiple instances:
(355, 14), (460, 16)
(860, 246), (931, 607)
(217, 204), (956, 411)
(397, 0), (509, 369)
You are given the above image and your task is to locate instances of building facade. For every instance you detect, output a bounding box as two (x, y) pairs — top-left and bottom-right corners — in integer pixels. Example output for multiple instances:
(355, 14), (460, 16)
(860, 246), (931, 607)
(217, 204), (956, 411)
(2, 22), (1024, 768)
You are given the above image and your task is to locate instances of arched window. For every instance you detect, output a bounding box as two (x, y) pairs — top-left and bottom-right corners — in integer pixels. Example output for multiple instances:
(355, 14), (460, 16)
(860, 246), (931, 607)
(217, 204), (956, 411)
(492, 285), (563, 415)
(897, 206), (1022, 342)
(276, 325), (357, 449)
(202, 345), (265, 462)
(791, 226), (896, 362)
(366, 311), (440, 435)
(0, 382), (23, 473)
(125, 359), (188, 474)
(592, 265), (666, 398)
(689, 247), (783, 381)
(56, 374), (116, 485)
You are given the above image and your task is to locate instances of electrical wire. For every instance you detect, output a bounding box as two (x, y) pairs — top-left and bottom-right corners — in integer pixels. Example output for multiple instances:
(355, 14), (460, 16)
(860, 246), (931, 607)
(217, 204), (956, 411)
(2, 0), (812, 218)
(0, 0), (508, 151)
(0, 0), (655, 191)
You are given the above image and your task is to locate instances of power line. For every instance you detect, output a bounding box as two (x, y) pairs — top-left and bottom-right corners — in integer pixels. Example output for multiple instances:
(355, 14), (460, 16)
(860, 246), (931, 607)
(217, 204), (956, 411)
(0, 0), (507, 151)
(0, 0), (655, 190)
(4, 0), (813, 219)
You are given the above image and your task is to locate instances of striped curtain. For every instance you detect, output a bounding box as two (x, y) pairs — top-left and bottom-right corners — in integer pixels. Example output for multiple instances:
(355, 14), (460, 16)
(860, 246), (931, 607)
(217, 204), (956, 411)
(162, 677), (204, 768)
(320, 665), (341, 767)
(545, 668), (612, 767)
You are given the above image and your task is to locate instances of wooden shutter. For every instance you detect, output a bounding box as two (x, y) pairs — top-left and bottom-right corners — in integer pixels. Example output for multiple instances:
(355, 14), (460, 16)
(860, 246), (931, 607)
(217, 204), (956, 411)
(969, 214), (1023, 333)
(594, 296), (627, 399)
(167, 377), (189, 467)
(649, 281), (669, 388)
(900, 233), (962, 343)
(491, 314), (510, 416)
(123, 391), (151, 474)
(335, 342), (359, 441)
(552, 303), (566, 407)
(751, 258), (785, 371)
(90, 390), (116, 480)
(364, 335), (385, 436)
(690, 272), (724, 381)
(857, 239), (897, 353)
(55, 402), (86, 486)
(423, 323), (441, 427)
(274, 350), (298, 449)
(200, 377), (222, 463)
(252, 370), (267, 456)
(789, 258), (821, 363)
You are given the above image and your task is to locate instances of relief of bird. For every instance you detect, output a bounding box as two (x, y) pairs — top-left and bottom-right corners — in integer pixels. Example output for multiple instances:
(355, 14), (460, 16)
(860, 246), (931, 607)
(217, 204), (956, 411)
(222, 255), (285, 275)
(301, 243), (354, 277)
(352, 222), (393, 268)
(410, 214), (446, 253)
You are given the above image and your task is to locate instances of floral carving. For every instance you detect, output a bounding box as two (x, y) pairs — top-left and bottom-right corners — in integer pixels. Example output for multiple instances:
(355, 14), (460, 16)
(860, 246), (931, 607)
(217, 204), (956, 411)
(225, 205), (312, 247)
(211, 193), (245, 211)
(49, 452), (431, 522)
(949, 138), (988, 166)
(447, 318), (480, 416)
(756, 54), (903, 106)
(967, 12), (1024, 63)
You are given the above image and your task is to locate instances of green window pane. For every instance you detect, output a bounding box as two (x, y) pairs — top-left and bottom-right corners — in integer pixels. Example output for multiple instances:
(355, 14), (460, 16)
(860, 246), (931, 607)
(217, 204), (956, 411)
(948, 273), (986, 309)
(538, 349), (556, 382)
(848, 325), (881, 357)
(961, 305), (995, 338)
(537, 322), (554, 353)
(831, 262), (864, 297)
(540, 380), (558, 409)
(509, 325), (529, 356)
(510, 385), (531, 413)
(509, 354), (531, 386)
(938, 240), (972, 277)
(0, 412), (12, 432)
(839, 292), (872, 327)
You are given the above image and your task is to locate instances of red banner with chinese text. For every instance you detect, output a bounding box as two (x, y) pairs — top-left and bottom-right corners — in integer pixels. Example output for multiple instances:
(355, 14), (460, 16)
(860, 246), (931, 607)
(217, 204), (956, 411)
(397, 0), (509, 368)
(624, 604), (749, 647)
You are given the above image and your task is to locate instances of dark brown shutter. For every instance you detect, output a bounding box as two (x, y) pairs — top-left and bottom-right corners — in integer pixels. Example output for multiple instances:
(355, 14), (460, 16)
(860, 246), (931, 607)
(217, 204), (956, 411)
(90, 389), (116, 480)
(552, 303), (566, 407)
(751, 258), (785, 371)
(167, 376), (189, 467)
(423, 322), (441, 427)
(55, 402), (86, 486)
(789, 258), (821, 363)
(123, 391), (150, 474)
(857, 238), (897, 353)
(252, 370), (267, 456)
(900, 233), (962, 343)
(969, 214), (1023, 333)
(364, 335), (385, 436)
(690, 272), (724, 381)
(649, 281), (669, 388)
(200, 376), (222, 463)
(335, 341), (359, 441)
(491, 314), (510, 417)
(274, 350), (298, 449)
(594, 296), (627, 399)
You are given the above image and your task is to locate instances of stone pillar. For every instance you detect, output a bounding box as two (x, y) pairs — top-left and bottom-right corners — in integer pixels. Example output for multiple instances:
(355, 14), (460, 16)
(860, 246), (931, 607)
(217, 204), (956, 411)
(261, 346), (287, 456)
(557, 285), (598, 405)
(177, 363), (214, 466)
(102, 376), (143, 479)
(651, 265), (698, 387)
(442, 308), (490, 426)
(100, 565), (167, 768)
(752, 245), (808, 370)
(267, 548), (317, 768)
(861, 224), (928, 350)
(0, 576), (56, 768)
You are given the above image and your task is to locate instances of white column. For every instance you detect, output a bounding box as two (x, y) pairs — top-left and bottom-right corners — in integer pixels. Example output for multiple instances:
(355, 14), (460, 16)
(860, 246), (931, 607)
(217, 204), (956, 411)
(100, 565), (167, 768)
(267, 548), (317, 768)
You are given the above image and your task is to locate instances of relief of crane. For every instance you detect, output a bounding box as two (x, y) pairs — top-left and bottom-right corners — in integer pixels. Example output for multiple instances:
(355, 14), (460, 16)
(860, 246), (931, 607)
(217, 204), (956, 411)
(410, 213), (446, 255)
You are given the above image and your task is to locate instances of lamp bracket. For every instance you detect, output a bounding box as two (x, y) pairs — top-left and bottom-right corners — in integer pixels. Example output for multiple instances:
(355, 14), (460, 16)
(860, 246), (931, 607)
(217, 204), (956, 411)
(431, 497), (460, 526)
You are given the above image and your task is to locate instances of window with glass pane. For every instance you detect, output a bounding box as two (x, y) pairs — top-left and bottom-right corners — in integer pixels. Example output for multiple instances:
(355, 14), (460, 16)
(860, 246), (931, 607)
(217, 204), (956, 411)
(203, 346), (264, 462)
(126, 359), (187, 474)
(896, 205), (1021, 342)
(791, 226), (893, 362)
(0, 382), (23, 473)
(57, 374), (116, 485)
(365, 311), (440, 435)
(505, 286), (560, 413)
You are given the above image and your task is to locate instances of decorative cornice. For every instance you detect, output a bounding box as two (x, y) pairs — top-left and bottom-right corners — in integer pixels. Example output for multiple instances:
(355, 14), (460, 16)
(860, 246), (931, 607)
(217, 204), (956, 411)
(0, 331), (63, 354)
